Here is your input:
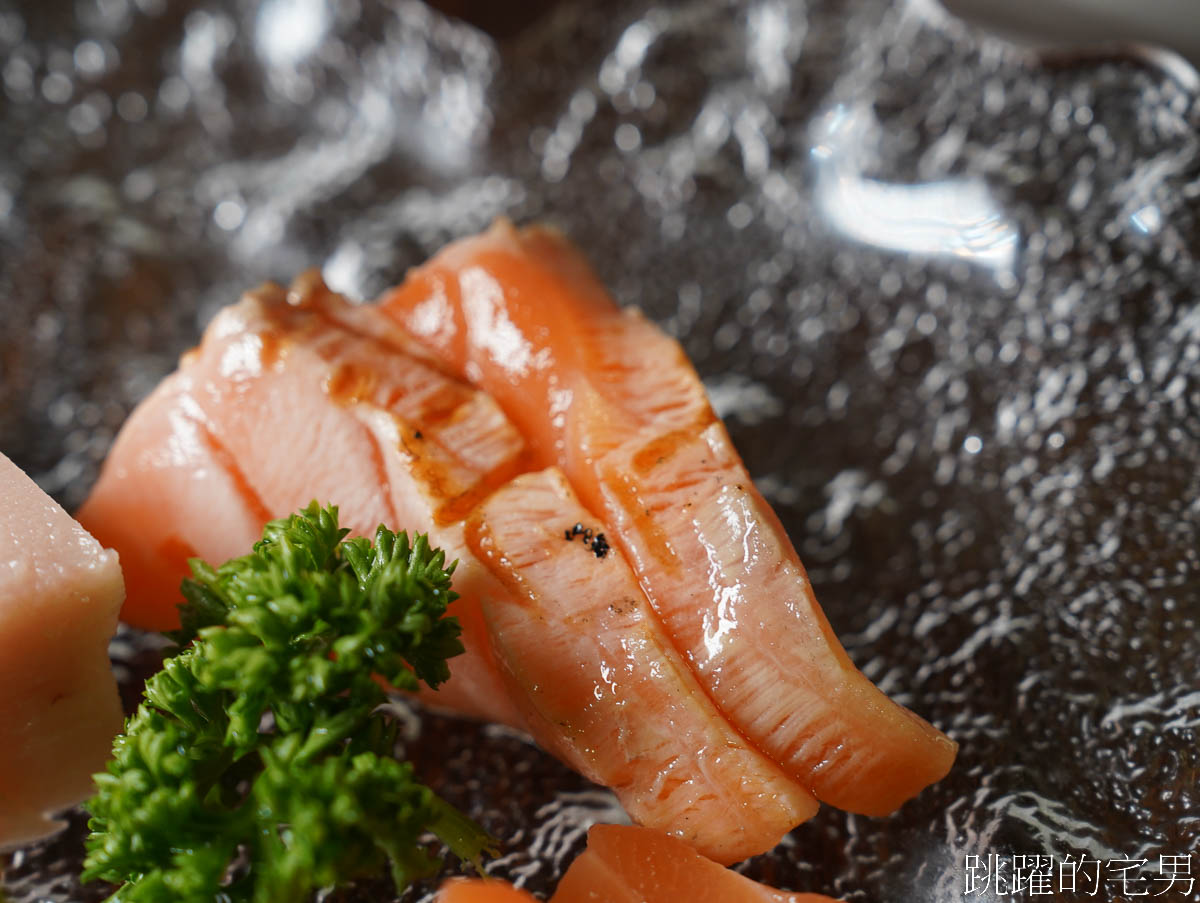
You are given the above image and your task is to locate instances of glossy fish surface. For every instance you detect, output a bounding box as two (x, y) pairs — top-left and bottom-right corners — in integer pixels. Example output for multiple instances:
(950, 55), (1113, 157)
(379, 221), (957, 815)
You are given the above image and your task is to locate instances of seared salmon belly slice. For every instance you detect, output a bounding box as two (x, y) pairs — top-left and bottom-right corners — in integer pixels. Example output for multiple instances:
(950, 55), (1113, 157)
(435, 879), (539, 902)
(79, 274), (816, 860)
(78, 275), (529, 727)
(552, 824), (839, 903)
(437, 825), (840, 902)
(0, 453), (124, 848)
(378, 220), (957, 815)
(466, 468), (816, 864)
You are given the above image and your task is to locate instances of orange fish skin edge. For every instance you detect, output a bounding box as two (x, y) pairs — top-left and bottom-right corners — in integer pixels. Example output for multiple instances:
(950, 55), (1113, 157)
(435, 877), (540, 903)
(434, 824), (843, 903)
(551, 824), (842, 903)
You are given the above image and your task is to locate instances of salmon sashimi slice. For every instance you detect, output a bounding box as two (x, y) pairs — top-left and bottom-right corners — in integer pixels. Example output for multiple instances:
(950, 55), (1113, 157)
(552, 824), (840, 903)
(436, 825), (840, 903)
(435, 878), (539, 903)
(79, 274), (813, 858)
(465, 468), (816, 864)
(378, 220), (957, 815)
(73, 374), (267, 631)
(0, 453), (124, 848)
(78, 275), (531, 728)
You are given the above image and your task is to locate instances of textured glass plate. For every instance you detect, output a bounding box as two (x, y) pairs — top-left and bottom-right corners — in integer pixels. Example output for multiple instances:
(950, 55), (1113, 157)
(1, 0), (1198, 900)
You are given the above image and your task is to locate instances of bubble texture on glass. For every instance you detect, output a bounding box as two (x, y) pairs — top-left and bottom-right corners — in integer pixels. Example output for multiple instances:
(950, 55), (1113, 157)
(2, 0), (1199, 901)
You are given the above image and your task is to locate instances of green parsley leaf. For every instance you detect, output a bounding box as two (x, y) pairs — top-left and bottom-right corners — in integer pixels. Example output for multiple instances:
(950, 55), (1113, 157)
(83, 502), (495, 902)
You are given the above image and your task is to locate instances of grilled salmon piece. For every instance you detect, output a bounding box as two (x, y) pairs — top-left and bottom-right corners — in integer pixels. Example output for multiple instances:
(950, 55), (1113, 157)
(552, 824), (839, 903)
(71, 373), (267, 632)
(378, 220), (956, 815)
(80, 276), (816, 859)
(78, 276), (529, 728)
(0, 453), (124, 848)
(466, 468), (817, 865)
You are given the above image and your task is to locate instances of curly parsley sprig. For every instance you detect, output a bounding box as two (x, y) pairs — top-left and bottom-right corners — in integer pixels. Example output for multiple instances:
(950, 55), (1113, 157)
(82, 502), (494, 902)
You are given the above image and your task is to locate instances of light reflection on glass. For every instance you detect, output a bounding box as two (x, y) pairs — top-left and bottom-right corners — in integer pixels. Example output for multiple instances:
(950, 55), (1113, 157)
(1129, 205), (1163, 235)
(255, 0), (329, 68)
(747, 1), (796, 94)
(811, 104), (1019, 273)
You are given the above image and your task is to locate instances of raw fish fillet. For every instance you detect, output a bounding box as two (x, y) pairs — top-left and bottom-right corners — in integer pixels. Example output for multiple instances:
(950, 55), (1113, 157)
(378, 220), (957, 815)
(0, 453), (124, 848)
